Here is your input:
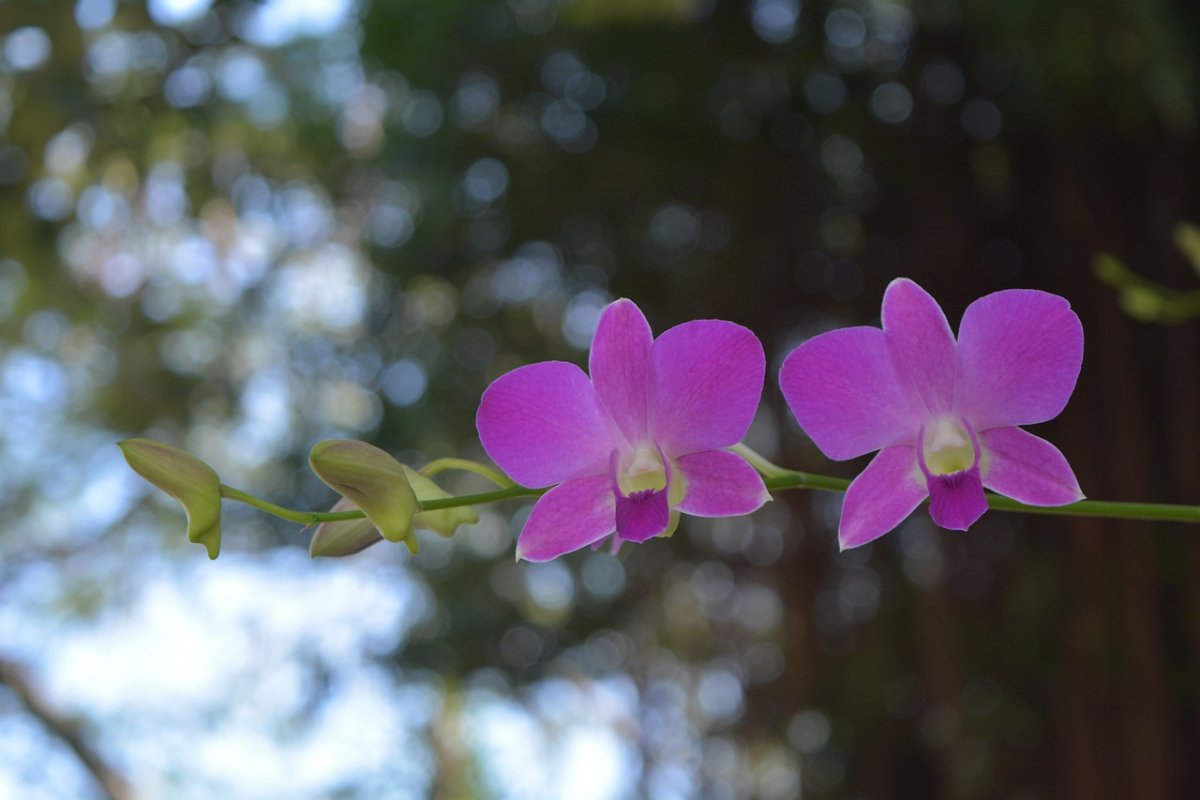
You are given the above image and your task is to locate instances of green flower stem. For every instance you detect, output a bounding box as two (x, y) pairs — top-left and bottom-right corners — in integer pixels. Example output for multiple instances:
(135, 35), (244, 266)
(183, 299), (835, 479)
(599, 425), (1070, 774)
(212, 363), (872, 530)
(219, 483), (542, 524)
(219, 485), (366, 525)
(219, 459), (1200, 528)
(729, 443), (792, 479)
(977, 494), (1200, 523)
(762, 470), (850, 493)
(418, 458), (514, 488)
(418, 485), (542, 510)
(759, 470), (1200, 522)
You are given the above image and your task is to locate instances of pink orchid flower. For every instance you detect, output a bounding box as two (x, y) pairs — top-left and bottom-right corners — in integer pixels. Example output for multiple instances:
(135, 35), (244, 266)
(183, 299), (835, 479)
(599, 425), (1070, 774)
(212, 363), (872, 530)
(477, 299), (770, 561)
(780, 278), (1084, 549)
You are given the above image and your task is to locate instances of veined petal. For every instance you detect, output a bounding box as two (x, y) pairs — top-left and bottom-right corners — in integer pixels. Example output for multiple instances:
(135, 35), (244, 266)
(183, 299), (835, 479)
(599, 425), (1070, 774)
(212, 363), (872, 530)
(780, 326), (922, 461)
(956, 289), (1083, 430)
(477, 361), (619, 487)
(675, 449), (771, 517)
(839, 445), (927, 549)
(649, 319), (765, 456)
(926, 466), (988, 531)
(981, 426), (1084, 506)
(516, 475), (615, 562)
(590, 299), (653, 444)
(882, 278), (957, 419)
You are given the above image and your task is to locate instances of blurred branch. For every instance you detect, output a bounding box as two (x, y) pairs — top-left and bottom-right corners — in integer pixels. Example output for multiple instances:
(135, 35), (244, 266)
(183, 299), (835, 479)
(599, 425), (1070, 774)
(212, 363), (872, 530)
(0, 657), (133, 800)
(1094, 222), (1200, 323)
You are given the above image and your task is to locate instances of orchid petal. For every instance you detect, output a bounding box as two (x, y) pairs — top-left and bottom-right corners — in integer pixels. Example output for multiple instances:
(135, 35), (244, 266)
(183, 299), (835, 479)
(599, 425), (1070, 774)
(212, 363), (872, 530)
(675, 449), (771, 517)
(516, 475), (615, 562)
(882, 278), (957, 419)
(649, 319), (764, 456)
(839, 445), (927, 549)
(926, 466), (988, 531)
(956, 290), (1084, 430)
(779, 326), (922, 460)
(590, 298), (653, 444)
(981, 426), (1084, 506)
(477, 361), (618, 487)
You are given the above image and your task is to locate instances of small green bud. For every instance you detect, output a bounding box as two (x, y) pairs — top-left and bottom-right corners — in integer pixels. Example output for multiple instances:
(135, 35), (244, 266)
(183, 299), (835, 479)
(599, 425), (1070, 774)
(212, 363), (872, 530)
(309, 465), (481, 558)
(308, 440), (419, 552)
(309, 498), (383, 558)
(118, 438), (222, 559)
(404, 466), (480, 537)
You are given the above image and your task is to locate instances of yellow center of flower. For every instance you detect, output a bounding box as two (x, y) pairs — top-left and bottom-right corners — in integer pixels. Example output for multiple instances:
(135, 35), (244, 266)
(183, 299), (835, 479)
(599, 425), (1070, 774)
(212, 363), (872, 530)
(615, 445), (687, 506)
(619, 446), (668, 494)
(922, 419), (976, 475)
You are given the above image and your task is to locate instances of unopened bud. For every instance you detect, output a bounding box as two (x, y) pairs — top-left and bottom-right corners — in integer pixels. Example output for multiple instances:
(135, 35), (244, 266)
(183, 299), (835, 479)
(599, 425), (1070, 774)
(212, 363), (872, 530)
(118, 438), (222, 559)
(308, 440), (419, 551)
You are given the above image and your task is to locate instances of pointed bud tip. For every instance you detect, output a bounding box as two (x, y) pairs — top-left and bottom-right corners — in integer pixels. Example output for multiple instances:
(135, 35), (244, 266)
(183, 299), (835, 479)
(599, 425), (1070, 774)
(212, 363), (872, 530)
(118, 437), (222, 558)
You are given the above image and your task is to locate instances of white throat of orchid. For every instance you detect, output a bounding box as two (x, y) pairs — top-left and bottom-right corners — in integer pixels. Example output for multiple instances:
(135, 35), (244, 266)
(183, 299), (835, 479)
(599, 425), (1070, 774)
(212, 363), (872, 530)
(612, 444), (688, 507)
(618, 445), (669, 494)
(919, 418), (980, 476)
(608, 444), (686, 544)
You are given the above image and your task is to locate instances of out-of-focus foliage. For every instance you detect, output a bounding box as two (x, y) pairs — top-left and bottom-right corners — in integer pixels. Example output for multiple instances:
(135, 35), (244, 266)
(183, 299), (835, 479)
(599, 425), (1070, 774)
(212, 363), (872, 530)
(2, 0), (1200, 798)
(1094, 221), (1200, 322)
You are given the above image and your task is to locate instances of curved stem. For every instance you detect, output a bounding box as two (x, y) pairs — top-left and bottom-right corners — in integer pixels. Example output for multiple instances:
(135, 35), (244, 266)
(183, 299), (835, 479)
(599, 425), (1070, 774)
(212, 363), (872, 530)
(220, 485), (366, 525)
(418, 485), (543, 510)
(418, 458), (514, 488)
(219, 462), (1200, 527)
(762, 469), (850, 493)
(729, 443), (791, 479)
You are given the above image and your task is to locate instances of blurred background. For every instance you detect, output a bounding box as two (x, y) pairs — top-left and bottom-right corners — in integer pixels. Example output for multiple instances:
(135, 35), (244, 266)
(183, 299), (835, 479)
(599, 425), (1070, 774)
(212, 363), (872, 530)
(1, 0), (1199, 797)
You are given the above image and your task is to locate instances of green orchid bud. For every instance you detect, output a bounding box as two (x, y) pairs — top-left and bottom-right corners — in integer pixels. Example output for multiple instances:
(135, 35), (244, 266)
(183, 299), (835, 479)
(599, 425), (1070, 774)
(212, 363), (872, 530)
(404, 466), (480, 537)
(309, 466), (481, 558)
(308, 439), (419, 551)
(118, 438), (222, 559)
(309, 497), (383, 558)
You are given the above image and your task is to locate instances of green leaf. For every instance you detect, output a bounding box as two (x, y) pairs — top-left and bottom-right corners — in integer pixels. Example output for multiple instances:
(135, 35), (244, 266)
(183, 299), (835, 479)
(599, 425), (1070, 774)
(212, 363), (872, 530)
(118, 438), (222, 559)
(308, 440), (419, 552)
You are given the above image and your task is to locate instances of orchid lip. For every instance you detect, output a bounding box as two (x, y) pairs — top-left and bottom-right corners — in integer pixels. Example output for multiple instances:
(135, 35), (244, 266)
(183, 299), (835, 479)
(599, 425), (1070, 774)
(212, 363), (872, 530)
(918, 417), (988, 531)
(610, 446), (673, 542)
